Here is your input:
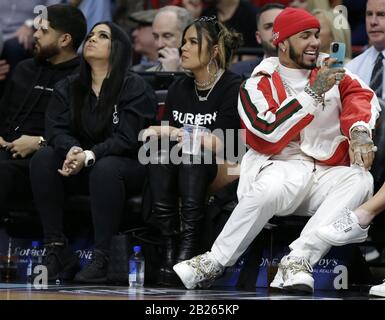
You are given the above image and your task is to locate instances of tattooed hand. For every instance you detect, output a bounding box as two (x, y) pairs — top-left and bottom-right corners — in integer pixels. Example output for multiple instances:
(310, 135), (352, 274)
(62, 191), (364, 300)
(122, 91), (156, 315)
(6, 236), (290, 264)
(310, 58), (345, 96)
(349, 126), (375, 170)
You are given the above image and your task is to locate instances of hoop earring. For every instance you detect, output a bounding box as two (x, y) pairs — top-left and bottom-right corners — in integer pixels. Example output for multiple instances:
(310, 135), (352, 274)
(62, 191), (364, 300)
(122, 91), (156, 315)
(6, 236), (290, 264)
(207, 57), (219, 78)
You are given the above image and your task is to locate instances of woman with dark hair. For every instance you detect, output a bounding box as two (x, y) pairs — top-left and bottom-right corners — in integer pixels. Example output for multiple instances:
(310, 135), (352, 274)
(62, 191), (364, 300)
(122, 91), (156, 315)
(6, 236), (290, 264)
(29, 22), (157, 283)
(143, 17), (242, 285)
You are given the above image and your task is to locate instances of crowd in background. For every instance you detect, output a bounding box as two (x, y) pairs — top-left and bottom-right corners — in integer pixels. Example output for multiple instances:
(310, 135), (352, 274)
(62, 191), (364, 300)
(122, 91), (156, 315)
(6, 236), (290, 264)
(1, 0), (385, 297)
(0, 0), (370, 87)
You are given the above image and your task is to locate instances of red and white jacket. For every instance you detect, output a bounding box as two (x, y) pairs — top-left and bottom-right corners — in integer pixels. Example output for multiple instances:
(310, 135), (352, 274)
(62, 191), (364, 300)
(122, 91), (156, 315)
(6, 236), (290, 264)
(236, 57), (380, 199)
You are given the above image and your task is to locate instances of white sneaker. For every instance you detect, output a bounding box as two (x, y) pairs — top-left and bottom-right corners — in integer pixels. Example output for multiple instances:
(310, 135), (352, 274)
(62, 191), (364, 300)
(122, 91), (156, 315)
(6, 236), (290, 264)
(269, 256), (288, 290)
(369, 281), (385, 297)
(173, 252), (224, 290)
(282, 256), (314, 293)
(316, 208), (369, 246)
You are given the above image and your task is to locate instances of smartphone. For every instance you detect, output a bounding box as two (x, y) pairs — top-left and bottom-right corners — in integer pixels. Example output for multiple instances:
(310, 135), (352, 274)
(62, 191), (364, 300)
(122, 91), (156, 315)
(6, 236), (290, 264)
(329, 42), (346, 68)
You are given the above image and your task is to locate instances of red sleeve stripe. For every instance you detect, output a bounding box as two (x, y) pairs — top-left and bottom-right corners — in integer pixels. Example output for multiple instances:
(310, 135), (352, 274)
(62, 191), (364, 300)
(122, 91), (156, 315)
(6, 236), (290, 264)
(240, 82), (303, 134)
(241, 114), (314, 154)
(256, 76), (280, 114)
(319, 140), (350, 166)
(272, 71), (287, 104)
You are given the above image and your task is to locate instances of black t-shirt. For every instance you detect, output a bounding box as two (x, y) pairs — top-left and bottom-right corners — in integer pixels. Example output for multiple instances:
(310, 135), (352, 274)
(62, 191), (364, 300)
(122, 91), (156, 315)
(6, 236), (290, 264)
(164, 70), (241, 160)
(165, 70), (241, 132)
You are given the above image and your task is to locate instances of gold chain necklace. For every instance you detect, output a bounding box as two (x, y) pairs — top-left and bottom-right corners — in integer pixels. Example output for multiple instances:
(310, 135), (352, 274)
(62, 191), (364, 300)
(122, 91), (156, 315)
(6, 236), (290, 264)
(194, 69), (224, 101)
(194, 74), (217, 90)
(280, 78), (307, 97)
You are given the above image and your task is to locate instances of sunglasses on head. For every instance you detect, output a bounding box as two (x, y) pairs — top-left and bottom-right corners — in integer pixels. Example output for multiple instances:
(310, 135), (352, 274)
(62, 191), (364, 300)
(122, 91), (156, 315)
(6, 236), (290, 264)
(195, 15), (217, 23)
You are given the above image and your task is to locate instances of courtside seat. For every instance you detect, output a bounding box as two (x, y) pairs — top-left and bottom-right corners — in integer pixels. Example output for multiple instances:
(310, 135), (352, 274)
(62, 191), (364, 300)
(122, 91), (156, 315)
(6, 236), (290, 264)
(2, 193), (145, 239)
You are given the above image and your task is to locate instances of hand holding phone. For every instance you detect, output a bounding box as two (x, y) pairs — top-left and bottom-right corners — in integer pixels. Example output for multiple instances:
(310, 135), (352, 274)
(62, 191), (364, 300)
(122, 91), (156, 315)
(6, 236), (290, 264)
(329, 42), (346, 68)
(310, 43), (346, 97)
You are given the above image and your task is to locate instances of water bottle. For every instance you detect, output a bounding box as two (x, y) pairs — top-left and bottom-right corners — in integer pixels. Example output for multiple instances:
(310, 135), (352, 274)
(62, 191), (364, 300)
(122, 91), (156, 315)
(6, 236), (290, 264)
(1, 237), (19, 282)
(128, 246), (145, 287)
(27, 241), (41, 283)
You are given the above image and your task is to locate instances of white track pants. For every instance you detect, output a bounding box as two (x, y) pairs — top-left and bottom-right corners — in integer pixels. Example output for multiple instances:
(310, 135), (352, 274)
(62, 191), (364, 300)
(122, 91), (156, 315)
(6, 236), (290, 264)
(211, 160), (373, 267)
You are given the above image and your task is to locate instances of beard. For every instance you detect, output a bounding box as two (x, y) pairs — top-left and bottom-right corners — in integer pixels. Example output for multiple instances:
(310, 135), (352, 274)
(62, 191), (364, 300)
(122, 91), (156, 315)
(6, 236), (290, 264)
(33, 42), (61, 62)
(261, 40), (278, 57)
(288, 41), (318, 70)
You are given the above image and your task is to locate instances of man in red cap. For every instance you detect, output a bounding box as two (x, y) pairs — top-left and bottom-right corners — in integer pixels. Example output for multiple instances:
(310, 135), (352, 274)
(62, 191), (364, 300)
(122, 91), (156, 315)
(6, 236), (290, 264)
(173, 7), (381, 293)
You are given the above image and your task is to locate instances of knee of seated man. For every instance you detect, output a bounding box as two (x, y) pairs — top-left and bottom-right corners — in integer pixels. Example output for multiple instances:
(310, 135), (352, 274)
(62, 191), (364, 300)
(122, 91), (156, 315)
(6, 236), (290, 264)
(344, 167), (374, 197)
(250, 175), (288, 205)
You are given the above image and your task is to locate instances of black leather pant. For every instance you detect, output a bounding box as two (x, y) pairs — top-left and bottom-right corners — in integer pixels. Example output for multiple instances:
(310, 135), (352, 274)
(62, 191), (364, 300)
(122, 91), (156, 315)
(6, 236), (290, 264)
(149, 153), (217, 264)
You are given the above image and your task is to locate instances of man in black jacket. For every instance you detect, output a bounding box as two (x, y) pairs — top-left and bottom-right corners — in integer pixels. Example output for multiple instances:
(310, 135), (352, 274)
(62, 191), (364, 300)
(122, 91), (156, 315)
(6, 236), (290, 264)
(0, 4), (86, 218)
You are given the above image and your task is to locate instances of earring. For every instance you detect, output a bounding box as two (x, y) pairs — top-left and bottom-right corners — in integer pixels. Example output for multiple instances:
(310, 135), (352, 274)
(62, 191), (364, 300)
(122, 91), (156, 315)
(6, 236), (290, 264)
(207, 57), (219, 78)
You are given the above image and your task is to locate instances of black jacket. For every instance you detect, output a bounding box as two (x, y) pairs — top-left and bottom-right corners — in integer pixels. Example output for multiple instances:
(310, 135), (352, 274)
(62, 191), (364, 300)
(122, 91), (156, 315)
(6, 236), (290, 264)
(46, 71), (157, 160)
(0, 57), (80, 140)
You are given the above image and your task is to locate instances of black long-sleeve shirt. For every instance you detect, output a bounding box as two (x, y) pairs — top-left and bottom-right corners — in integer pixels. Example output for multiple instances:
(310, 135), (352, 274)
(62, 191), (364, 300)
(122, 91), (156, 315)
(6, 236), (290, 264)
(46, 71), (157, 160)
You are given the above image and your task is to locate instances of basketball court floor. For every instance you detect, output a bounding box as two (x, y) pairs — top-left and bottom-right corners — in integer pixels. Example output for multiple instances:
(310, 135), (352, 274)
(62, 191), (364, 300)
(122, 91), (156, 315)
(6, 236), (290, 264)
(0, 282), (382, 300)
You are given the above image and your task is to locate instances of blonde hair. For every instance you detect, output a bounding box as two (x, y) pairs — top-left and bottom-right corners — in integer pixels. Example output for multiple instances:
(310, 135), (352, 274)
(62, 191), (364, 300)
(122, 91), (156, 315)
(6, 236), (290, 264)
(299, 0), (330, 12)
(313, 9), (352, 60)
(308, 0), (330, 11)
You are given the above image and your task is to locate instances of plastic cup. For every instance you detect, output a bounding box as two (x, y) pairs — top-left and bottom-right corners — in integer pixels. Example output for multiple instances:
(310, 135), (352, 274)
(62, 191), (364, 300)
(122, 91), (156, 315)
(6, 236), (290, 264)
(182, 124), (207, 155)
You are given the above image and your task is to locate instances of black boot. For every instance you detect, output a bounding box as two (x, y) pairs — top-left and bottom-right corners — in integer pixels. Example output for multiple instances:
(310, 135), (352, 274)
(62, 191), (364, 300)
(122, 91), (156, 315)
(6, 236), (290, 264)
(74, 250), (108, 283)
(149, 162), (181, 285)
(177, 160), (217, 262)
(177, 218), (202, 262)
(158, 236), (182, 286)
(44, 243), (79, 282)
(150, 193), (180, 286)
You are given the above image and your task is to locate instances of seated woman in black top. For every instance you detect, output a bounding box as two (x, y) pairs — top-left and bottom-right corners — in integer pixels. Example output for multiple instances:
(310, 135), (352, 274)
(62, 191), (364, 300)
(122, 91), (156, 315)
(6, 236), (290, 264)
(30, 22), (157, 283)
(143, 17), (242, 285)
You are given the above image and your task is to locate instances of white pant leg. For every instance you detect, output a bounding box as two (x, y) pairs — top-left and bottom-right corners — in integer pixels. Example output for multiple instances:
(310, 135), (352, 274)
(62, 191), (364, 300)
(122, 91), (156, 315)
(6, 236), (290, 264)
(211, 160), (314, 267)
(289, 166), (374, 266)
